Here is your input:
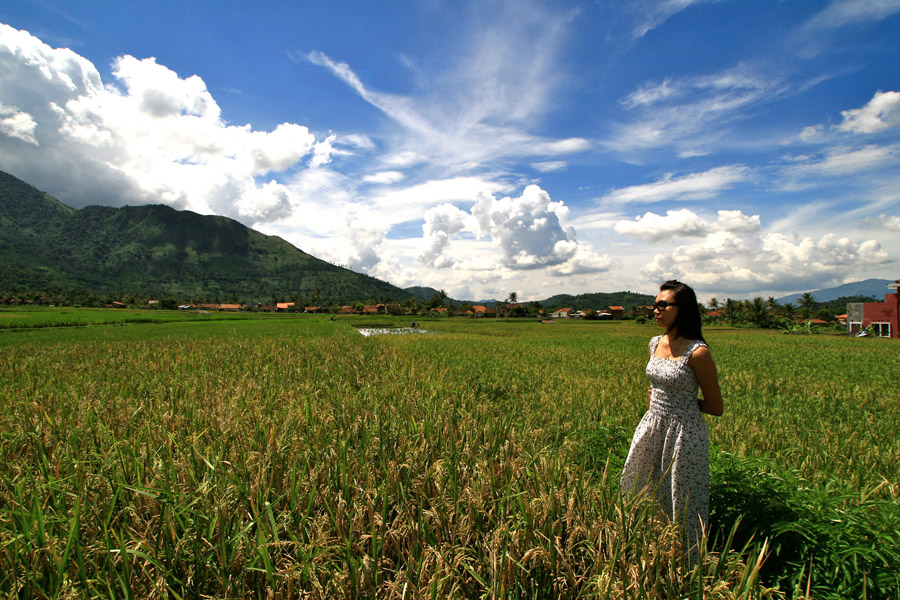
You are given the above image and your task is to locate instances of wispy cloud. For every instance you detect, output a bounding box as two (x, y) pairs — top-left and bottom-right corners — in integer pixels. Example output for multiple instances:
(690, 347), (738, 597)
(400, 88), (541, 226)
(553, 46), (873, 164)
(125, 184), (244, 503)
(805, 0), (900, 30)
(629, 0), (721, 38)
(530, 160), (567, 173)
(778, 144), (900, 189)
(300, 2), (588, 171)
(601, 165), (750, 205)
(607, 64), (786, 156)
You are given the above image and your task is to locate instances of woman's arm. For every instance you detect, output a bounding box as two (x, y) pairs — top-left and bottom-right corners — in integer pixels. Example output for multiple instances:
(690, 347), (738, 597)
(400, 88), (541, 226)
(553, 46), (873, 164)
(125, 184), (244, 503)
(647, 340), (653, 410)
(689, 345), (724, 416)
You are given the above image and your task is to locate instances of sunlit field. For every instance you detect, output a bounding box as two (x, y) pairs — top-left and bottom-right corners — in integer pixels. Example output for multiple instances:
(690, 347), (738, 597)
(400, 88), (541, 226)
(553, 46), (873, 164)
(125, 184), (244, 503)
(1, 310), (898, 598)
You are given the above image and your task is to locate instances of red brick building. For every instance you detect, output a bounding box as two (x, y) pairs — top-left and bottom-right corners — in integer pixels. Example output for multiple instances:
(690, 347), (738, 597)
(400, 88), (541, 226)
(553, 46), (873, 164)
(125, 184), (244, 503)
(847, 279), (900, 338)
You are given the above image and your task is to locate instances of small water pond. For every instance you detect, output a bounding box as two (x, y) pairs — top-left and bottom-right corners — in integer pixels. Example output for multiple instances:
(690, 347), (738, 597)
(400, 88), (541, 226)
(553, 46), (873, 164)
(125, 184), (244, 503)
(356, 326), (433, 337)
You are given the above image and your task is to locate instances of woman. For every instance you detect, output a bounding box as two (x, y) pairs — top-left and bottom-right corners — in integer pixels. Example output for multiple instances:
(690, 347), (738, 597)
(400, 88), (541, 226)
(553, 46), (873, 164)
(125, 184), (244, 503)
(620, 280), (723, 553)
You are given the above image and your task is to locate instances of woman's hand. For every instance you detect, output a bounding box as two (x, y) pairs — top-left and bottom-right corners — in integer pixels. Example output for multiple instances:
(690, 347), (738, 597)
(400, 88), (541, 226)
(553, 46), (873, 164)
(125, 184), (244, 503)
(689, 345), (724, 416)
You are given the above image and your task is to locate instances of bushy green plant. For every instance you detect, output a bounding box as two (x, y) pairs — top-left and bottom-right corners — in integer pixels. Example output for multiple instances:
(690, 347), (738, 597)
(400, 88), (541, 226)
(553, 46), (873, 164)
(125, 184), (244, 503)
(710, 450), (900, 598)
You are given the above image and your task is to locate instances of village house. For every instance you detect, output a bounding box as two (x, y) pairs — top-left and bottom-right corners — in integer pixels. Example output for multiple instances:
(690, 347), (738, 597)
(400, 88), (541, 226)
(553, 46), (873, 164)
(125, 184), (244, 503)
(847, 279), (900, 338)
(607, 305), (625, 320)
(635, 305), (656, 318)
(276, 302), (295, 311)
(551, 307), (573, 318)
(468, 305), (498, 317)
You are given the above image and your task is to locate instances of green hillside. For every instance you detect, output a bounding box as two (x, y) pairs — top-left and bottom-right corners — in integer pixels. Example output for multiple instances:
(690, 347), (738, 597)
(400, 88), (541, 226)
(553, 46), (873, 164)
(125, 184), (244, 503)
(0, 171), (408, 303)
(542, 290), (655, 310)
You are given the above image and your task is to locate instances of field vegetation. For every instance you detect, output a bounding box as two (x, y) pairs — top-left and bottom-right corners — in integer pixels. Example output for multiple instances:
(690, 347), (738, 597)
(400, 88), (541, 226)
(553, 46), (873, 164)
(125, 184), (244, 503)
(1, 309), (897, 598)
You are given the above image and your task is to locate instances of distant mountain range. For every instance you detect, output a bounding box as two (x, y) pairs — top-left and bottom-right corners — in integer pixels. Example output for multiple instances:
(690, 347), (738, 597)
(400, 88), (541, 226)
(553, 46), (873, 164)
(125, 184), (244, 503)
(776, 279), (894, 304)
(0, 170), (409, 304)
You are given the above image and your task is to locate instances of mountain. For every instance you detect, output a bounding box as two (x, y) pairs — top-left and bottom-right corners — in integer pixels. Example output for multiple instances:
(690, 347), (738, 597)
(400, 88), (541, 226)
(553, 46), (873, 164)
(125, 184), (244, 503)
(403, 286), (443, 302)
(0, 170), (410, 303)
(540, 291), (655, 310)
(776, 279), (893, 304)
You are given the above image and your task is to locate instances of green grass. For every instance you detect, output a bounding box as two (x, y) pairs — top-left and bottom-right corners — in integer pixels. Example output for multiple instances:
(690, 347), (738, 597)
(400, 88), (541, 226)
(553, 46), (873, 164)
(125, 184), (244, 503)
(0, 315), (897, 598)
(0, 306), (254, 330)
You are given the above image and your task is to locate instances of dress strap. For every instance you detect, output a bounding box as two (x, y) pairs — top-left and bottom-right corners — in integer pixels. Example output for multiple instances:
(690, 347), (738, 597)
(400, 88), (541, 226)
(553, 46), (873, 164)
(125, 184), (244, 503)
(680, 339), (708, 363)
(649, 336), (661, 354)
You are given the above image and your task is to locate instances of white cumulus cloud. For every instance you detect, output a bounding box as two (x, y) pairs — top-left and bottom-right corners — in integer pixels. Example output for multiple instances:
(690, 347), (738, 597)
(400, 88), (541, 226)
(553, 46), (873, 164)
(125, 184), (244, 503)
(835, 90), (900, 134)
(0, 23), (319, 224)
(409, 184), (611, 274)
(613, 208), (759, 242)
(640, 229), (892, 293)
(419, 203), (468, 268)
(859, 213), (900, 231)
(0, 101), (37, 144)
(473, 184), (576, 269)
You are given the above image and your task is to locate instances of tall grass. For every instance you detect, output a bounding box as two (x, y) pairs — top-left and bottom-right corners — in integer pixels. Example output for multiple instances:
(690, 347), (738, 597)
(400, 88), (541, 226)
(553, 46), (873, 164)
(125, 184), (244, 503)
(0, 316), (895, 597)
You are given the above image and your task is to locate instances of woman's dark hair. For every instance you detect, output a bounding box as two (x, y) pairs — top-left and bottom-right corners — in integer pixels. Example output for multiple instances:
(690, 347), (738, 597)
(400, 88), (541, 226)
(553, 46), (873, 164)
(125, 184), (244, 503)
(660, 280), (704, 342)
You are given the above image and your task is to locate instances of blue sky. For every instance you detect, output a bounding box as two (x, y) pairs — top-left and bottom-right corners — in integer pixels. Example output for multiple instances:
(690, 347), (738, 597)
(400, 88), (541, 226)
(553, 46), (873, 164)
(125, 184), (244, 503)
(1, 0), (898, 301)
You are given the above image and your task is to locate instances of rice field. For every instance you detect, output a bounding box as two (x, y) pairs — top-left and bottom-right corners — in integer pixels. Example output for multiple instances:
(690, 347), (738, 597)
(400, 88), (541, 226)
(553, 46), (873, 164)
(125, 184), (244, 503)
(1, 310), (897, 598)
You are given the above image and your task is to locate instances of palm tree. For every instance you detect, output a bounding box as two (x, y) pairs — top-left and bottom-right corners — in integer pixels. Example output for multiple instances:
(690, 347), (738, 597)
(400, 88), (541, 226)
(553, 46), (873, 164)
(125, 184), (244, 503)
(747, 297), (768, 328)
(799, 292), (816, 319)
(708, 297), (720, 311)
(781, 302), (797, 321)
(507, 291), (518, 304)
(766, 296), (779, 314)
(722, 298), (738, 324)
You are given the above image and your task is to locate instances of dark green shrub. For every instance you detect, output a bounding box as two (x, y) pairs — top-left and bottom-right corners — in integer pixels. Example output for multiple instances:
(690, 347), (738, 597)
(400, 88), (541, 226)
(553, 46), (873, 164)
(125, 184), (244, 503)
(710, 450), (900, 598)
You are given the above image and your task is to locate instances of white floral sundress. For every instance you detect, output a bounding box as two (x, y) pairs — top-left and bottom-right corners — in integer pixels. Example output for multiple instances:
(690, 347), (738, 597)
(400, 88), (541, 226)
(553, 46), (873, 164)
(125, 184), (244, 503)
(620, 335), (710, 547)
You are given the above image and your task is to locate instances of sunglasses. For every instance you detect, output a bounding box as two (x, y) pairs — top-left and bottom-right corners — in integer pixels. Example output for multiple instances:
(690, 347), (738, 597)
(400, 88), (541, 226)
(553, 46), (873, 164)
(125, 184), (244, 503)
(653, 301), (678, 310)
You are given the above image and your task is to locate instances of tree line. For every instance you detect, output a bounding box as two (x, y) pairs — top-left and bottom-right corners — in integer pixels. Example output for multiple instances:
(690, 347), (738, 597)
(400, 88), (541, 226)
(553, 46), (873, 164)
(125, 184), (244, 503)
(697, 293), (876, 329)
